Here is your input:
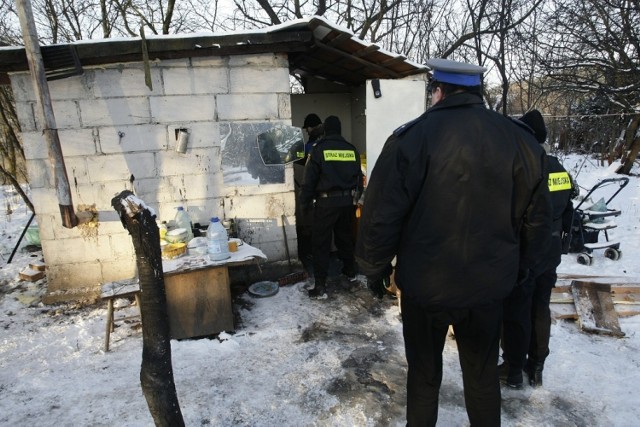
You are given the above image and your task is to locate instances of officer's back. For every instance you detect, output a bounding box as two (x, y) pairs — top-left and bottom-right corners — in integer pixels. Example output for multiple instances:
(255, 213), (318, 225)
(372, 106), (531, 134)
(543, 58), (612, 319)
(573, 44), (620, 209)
(301, 116), (362, 208)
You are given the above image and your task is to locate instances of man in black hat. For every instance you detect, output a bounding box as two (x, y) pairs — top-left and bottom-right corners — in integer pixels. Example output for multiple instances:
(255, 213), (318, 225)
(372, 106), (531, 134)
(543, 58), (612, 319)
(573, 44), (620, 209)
(501, 109), (574, 389)
(286, 114), (324, 276)
(286, 113), (323, 163)
(302, 115), (363, 299)
(356, 58), (552, 425)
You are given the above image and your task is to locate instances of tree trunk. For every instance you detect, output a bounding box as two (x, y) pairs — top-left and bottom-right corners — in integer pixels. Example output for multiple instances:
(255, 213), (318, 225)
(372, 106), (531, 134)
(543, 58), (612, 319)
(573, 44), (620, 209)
(618, 115), (640, 175)
(111, 190), (184, 427)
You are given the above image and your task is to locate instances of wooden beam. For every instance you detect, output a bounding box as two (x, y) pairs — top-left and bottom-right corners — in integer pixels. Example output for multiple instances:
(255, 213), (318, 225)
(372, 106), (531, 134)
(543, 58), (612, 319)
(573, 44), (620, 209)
(571, 281), (624, 337)
(16, 0), (77, 228)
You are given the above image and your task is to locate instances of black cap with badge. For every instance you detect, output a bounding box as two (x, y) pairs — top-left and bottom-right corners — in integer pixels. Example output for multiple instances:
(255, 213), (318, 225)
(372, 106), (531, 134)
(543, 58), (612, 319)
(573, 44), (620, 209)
(426, 58), (487, 86)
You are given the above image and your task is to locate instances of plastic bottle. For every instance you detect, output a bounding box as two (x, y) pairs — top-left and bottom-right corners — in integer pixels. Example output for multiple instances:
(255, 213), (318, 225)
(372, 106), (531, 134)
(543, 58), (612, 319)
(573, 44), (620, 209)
(174, 206), (194, 242)
(158, 221), (168, 240)
(207, 217), (230, 261)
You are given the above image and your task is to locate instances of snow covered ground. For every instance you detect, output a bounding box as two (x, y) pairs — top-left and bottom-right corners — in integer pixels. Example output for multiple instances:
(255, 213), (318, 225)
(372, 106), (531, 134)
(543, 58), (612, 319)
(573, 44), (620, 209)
(1, 153), (639, 426)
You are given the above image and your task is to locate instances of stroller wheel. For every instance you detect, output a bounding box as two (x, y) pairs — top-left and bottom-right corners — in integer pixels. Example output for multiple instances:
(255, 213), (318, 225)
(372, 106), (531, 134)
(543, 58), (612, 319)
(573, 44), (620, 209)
(577, 253), (592, 265)
(604, 248), (621, 261)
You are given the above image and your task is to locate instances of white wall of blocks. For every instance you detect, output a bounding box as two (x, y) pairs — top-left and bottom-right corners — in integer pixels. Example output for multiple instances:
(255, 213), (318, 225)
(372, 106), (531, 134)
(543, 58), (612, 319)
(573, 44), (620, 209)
(10, 53), (296, 302)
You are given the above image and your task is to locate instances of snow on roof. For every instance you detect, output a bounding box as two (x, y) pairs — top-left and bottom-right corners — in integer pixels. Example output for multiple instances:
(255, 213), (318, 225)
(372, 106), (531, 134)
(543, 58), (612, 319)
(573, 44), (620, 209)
(0, 17), (427, 86)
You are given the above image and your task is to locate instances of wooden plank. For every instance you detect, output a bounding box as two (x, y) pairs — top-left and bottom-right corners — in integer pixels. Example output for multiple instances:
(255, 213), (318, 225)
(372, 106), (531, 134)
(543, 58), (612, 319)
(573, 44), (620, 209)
(571, 281), (624, 337)
(164, 265), (234, 340)
(557, 273), (640, 285)
(553, 287), (640, 304)
(551, 303), (640, 319)
(19, 268), (45, 281)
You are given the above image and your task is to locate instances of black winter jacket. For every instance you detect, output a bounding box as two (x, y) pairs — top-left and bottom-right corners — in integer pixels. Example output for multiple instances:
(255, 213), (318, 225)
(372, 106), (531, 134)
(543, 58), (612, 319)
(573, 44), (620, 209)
(355, 92), (552, 309)
(301, 135), (363, 209)
(543, 155), (574, 271)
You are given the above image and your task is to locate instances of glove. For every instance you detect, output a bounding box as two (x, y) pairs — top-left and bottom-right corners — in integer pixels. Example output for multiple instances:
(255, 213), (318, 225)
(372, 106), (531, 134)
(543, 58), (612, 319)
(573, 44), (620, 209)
(366, 264), (393, 299)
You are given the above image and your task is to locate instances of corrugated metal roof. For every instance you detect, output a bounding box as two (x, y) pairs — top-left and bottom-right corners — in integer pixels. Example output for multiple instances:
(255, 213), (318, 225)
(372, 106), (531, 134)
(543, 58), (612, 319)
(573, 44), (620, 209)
(0, 17), (427, 86)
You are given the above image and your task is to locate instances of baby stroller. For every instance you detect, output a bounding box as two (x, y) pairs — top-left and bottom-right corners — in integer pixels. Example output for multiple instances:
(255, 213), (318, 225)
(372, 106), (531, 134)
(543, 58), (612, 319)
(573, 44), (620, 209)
(564, 177), (629, 265)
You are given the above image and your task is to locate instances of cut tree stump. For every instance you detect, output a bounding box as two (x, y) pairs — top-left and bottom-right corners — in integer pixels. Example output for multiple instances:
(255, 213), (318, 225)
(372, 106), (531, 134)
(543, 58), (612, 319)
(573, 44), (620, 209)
(571, 280), (625, 337)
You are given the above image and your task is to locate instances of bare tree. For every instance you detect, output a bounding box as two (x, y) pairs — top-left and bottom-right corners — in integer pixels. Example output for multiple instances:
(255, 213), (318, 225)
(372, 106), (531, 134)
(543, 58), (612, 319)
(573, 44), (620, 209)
(537, 0), (640, 172)
(0, 86), (34, 212)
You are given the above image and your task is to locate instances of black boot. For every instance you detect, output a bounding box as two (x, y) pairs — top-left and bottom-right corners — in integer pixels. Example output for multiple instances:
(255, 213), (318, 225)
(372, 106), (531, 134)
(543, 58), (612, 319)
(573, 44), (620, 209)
(499, 362), (524, 389)
(526, 362), (544, 388)
(308, 278), (327, 299)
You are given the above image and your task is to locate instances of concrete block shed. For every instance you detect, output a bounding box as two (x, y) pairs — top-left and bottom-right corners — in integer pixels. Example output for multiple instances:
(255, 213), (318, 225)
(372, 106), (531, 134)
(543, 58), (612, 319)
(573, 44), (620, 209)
(0, 17), (428, 303)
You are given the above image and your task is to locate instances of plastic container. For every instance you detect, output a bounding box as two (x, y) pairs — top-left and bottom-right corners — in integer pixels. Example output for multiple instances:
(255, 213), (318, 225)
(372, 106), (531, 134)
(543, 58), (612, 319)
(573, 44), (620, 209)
(158, 221), (168, 240)
(25, 225), (41, 246)
(174, 206), (194, 242)
(207, 217), (230, 261)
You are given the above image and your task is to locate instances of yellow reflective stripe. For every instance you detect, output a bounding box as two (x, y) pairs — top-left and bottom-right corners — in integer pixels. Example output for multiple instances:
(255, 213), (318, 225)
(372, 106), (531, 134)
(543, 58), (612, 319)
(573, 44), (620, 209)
(548, 171), (572, 192)
(296, 151), (304, 158)
(323, 150), (356, 161)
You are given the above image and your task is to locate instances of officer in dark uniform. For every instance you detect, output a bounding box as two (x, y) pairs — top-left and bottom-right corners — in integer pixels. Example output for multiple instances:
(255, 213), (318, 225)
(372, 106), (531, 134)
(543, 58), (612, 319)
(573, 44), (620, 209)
(287, 114), (323, 276)
(286, 113), (323, 163)
(501, 109), (574, 388)
(355, 59), (552, 426)
(301, 115), (363, 299)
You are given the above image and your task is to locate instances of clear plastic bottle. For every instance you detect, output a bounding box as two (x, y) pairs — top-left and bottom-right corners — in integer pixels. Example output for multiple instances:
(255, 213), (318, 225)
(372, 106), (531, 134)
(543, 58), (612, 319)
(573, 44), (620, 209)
(207, 217), (230, 261)
(174, 206), (194, 242)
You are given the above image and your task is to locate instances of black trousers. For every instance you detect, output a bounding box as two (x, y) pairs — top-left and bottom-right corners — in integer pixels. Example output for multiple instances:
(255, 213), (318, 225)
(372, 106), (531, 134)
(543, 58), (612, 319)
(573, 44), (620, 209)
(528, 269), (556, 367)
(503, 268), (557, 372)
(295, 209), (313, 272)
(311, 204), (356, 286)
(502, 279), (534, 373)
(401, 298), (502, 427)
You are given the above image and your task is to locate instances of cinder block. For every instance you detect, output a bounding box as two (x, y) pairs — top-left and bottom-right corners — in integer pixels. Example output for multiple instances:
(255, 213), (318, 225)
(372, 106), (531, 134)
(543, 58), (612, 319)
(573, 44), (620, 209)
(229, 53), (287, 67)
(91, 66), (162, 97)
(217, 94), (279, 120)
(34, 214), (55, 240)
(166, 122), (220, 150)
(109, 233), (136, 259)
(163, 172), (218, 203)
(132, 176), (172, 204)
(86, 152), (156, 182)
(28, 100), (82, 130)
(48, 74), (93, 100)
(43, 235), (113, 264)
(278, 94), (292, 120)
(72, 182), (134, 212)
(150, 94), (215, 122)
(45, 262), (102, 293)
(30, 188), (61, 216)
(155, 148), (216, 177)
(229, 67), (290, 93)
(98, 124), (168, 153)
(100, 258), (137, 283)
(158, 58), (190, 68)
(191, 57), (228, 68)
(10, 73), (36, 101)
(163, 67), (228, 95)
(22, 131), (47, 160)
(56, 128), (97, 156)
(79, 97), (150, 127)
(14, 101), (36, 131)
(52, 100), (82, 129)
(63, 156), (91, 185)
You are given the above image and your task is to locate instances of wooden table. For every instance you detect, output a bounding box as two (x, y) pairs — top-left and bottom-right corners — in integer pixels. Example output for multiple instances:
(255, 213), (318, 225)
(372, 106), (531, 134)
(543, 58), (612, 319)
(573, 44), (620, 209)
(100, 278), (142, 352)
(162, 242), (266, 339)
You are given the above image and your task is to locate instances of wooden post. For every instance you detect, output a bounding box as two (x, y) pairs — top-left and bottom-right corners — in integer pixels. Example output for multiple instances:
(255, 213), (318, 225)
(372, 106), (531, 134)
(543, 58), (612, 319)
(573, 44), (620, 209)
(16, 0), (77, 228)
(112, 190), (184, 426)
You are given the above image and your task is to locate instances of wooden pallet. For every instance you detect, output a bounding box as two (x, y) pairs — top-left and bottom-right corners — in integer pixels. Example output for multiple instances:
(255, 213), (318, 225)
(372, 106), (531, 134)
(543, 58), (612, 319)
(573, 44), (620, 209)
(551, 275), (640, 323)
